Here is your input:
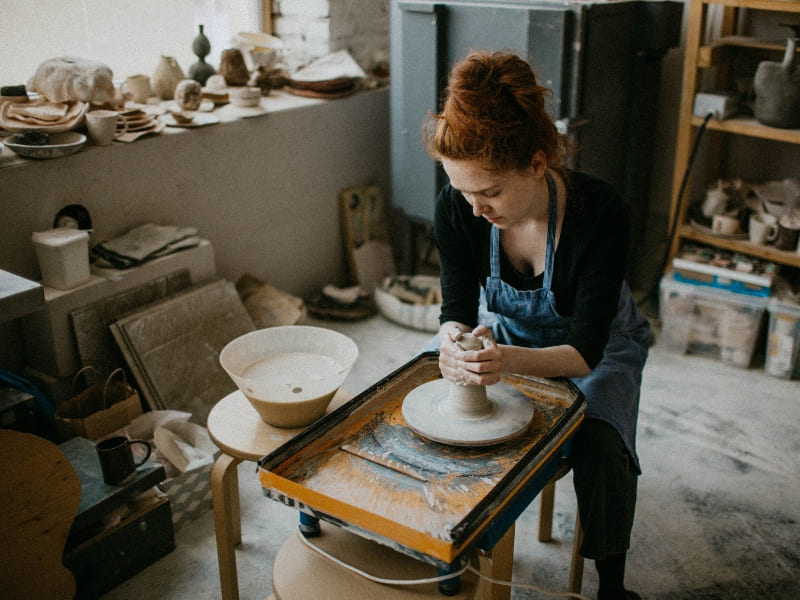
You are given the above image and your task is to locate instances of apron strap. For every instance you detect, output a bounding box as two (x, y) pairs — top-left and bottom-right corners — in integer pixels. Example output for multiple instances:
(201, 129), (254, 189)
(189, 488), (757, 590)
(542, 170), (558, 291)
(490, 224), (501, 278)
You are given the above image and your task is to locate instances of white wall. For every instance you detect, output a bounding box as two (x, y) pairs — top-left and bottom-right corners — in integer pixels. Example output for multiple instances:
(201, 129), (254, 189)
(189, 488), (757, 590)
(0, 89), (390, 296)
(0, 1), (261, 87)
(0, 1), (390, 88)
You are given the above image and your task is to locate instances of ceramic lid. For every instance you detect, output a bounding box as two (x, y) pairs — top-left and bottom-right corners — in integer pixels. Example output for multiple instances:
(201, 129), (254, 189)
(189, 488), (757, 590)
(32, 228), (89, 247)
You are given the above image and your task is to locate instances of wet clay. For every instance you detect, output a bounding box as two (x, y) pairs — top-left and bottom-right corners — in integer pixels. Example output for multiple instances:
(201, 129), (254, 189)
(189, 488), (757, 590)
(402, 333), (534, 446)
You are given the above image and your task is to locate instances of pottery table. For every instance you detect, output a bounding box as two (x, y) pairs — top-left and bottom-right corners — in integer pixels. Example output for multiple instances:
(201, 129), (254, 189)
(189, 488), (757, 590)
(258, 353), (585, 596)
(206, 388), (351, 600)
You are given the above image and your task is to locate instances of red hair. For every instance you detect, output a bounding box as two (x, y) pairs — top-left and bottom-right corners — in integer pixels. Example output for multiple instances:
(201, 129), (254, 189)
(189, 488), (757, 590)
(422, 50), (565, 172)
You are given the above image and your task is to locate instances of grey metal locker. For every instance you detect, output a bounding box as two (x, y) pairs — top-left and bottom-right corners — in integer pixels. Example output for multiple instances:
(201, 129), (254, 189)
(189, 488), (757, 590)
(389, 0), (683, 272)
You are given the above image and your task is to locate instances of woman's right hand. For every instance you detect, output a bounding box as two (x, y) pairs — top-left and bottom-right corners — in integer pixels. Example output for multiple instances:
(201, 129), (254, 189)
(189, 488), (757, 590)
(438, 322), (469, 383)
(438, 323), (503, 386)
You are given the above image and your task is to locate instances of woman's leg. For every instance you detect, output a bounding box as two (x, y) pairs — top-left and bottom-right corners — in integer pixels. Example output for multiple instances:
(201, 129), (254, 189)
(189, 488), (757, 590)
(569, 418), (639, 600)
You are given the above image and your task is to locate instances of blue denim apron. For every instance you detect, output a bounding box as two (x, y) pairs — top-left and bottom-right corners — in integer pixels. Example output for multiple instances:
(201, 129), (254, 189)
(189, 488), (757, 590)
(479, 172), (651, 471)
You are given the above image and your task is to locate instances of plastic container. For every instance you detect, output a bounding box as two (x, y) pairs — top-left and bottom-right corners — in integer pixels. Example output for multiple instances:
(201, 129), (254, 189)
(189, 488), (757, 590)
(31, 228), (91, 290)
(765, 298), (800, 379)
(659, 273), (768, 368)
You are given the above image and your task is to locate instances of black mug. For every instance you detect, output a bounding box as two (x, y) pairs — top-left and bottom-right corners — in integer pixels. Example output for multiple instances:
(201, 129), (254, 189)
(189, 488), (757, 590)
(96, 436), (152, 485)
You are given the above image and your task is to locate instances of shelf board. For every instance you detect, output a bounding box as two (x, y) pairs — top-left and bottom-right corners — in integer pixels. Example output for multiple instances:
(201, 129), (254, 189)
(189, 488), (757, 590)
(679, 225), (800, 268)
(702, 0), (800, 12)
(698, 36), (796, 67)
(690, 115), (800, 143)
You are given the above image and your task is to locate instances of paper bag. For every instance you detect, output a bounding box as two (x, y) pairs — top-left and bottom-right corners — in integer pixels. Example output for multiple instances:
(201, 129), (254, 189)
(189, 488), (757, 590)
(55, 367), (143, 441)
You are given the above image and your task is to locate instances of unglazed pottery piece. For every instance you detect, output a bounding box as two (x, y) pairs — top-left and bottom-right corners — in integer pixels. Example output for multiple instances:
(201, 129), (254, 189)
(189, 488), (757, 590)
(402, 333), (534, 446)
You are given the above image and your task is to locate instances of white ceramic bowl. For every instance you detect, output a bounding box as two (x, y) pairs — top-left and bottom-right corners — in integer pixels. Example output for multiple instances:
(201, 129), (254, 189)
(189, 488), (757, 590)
(219, 326), (358, 428)
(4, 131), (86, 159)
(753, 180), (799, 218)
(229, 86), (262, 107)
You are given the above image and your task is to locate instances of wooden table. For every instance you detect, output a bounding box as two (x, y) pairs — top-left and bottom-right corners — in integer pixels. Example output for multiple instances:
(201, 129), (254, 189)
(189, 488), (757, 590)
(206, 388), (351, 600)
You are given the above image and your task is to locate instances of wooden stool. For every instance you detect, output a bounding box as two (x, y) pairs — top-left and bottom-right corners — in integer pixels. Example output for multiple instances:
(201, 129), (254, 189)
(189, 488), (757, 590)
(206, 388), (351, 600)
(271, 524), (481, 600)
(537, 465), (584, 594)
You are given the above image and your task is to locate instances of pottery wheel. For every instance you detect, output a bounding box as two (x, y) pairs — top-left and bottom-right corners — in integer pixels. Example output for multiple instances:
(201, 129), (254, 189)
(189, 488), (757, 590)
(402, 378), (534, 447)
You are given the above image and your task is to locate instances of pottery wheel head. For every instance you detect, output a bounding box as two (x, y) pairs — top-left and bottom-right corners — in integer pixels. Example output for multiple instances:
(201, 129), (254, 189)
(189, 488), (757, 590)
(402, 379), (534, 447)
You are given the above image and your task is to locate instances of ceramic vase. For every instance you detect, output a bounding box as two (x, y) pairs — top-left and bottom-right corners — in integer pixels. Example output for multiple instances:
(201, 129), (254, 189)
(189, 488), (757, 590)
(753, 26), (800, 129)
(152, 55), (185, 100)
(189, 24), (216, 86)
(219, 48), (250, 86)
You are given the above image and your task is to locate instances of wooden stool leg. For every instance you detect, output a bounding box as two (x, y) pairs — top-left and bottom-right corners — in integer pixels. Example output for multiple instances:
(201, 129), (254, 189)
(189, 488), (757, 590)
(537, 480), (556, 542)
(568, 512), (584, 594)
(489, 524), (515, 600)
(212, 452), (244, 600)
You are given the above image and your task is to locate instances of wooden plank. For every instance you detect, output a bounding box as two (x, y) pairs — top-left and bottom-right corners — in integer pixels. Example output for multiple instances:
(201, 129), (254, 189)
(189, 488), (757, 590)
(71, 269), (191, 382)
(110, 280), (255, 423)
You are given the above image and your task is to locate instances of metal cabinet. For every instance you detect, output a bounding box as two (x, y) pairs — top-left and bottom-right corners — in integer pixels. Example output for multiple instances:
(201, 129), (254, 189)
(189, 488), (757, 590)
(389, 0), (683, 272)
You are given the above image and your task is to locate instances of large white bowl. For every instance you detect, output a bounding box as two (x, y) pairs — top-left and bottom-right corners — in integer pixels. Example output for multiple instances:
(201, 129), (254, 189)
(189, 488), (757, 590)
(219, 326), (358, 428)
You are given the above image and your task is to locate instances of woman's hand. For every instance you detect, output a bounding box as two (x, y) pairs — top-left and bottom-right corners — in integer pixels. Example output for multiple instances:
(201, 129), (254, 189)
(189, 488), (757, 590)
(438, 324), (503, 386)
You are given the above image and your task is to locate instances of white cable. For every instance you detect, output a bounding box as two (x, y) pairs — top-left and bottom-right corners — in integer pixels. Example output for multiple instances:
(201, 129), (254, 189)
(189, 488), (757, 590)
(295, 526), (592, 599)
(295, 527), (470, 585)
(465, 564), (591, 600)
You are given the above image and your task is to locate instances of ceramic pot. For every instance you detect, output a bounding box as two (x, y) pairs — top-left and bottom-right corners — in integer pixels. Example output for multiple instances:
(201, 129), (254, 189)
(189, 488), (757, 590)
(753, 26), (800, 129)
(219, 48), (250, 86)
(152, 55), (185, 100)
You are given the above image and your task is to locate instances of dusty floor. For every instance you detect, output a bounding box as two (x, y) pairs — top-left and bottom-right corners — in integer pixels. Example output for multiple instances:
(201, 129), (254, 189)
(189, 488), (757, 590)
(99, 312), (800, 600)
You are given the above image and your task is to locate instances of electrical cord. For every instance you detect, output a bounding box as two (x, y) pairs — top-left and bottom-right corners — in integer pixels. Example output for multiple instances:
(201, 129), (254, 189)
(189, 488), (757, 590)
(640, 111), (714, 308)
(295, 526), (591, 599)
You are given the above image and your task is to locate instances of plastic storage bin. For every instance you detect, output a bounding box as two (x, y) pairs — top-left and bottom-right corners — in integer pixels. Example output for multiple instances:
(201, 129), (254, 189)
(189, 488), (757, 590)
(659, 273), (768, 368)
(765, 298), (800, 379)
(32, 228), (91, 290)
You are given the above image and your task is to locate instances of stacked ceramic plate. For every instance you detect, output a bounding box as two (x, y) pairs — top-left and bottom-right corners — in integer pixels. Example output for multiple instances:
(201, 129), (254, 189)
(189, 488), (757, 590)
(115, 108), (164, 142)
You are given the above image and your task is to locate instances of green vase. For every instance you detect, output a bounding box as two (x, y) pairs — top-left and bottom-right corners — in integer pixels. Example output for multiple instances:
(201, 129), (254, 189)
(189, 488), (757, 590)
(189, 24), (216, 86)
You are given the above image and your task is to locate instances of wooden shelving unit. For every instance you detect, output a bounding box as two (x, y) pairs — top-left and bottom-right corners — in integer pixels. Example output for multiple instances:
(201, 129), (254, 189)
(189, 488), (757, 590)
(667, 0), (800, 272)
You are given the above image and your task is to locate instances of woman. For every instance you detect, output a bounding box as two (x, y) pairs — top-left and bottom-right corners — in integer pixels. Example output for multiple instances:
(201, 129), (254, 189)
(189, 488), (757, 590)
(422, 50), (651, 600)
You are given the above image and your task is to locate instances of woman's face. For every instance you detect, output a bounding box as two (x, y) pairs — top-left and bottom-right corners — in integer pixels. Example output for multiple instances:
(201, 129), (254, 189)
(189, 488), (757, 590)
(441, 155), (545, 228)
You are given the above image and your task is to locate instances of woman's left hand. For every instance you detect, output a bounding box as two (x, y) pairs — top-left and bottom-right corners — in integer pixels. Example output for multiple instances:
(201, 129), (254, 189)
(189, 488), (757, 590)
(445, 325), (504, 386)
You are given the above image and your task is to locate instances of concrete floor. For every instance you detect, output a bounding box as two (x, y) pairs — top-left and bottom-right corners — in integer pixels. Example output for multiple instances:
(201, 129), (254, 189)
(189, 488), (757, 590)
(99, 312), (800, 600)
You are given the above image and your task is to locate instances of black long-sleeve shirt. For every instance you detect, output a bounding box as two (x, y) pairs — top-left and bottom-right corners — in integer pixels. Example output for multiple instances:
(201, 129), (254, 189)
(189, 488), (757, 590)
(433, 170), (631, 369)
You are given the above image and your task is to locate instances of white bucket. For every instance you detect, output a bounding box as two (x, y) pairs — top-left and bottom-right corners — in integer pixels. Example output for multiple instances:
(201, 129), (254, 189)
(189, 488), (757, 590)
(32, 228), (91, 290)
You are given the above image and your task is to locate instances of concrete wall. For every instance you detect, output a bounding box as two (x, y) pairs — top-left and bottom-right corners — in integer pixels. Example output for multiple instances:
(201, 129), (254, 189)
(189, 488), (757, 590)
(1, 90), (390, 294)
